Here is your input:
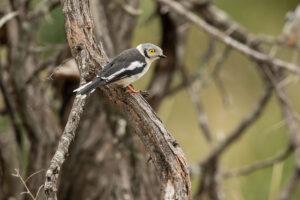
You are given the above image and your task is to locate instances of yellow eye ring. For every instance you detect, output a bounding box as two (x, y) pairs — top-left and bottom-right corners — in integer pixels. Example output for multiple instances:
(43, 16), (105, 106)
(149, 49), (155, 54)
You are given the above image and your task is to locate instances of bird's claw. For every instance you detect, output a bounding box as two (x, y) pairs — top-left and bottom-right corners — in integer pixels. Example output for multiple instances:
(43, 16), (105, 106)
(125, 85), (140, 93)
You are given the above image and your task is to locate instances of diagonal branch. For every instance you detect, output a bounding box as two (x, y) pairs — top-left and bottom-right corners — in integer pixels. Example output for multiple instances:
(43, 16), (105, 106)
(44, 0), (191, 200)
(157, 0), (300, 75)
(179, 65), (212, 144)
(277, 167), (300, 200)
(223, 144), (293, 178)
(266, 69), (300, 200)
(212, 46), (232, 107)
(44, 96), (86, 200)
(201, 81), (273, 165)
(0, 69), (23, 147)
(181, 0), (300, 198)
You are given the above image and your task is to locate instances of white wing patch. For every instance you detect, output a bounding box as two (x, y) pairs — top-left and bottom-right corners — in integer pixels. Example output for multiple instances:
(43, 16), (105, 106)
(73, 81), (92, 92)
(103, 61), (144, 80)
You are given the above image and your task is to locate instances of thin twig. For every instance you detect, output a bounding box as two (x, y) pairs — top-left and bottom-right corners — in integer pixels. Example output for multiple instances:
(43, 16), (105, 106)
(256, 34), (300, 50)
(199, 37), (216, 67)
(223, 144), (293, 178)
(179, 65), (212, 144)
(12, 169), (36, 200)
(201, 82), (273, 165)
(35, 184), (44, 200)
(166, 75), (198, 96)
(0, 72), (23, 147)
(25, 57), (57, 84)
(268, 70), (300, 200)
(212, 46), (232, 107)
(25, 169), (45, 183)
(116, 0), (141, 16)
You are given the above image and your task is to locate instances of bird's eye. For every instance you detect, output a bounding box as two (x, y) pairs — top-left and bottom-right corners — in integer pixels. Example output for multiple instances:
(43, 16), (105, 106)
(149, 49), (155, 54)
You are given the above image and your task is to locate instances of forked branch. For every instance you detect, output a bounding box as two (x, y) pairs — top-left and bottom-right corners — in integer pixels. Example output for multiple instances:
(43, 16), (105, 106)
(44, 0), (191, 200)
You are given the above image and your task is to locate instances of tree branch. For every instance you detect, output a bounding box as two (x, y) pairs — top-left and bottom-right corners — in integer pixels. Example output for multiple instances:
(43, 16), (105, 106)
(44, 96), (86, 200)
(277, 167), (300, 200)
(223, 144), (293, 178)
(179, 65), (212, 143)
(0, 69), (22, 147)
(201, 81), (272, 164)
(44, 0), (191, 199)
(157, 0), (300, 75)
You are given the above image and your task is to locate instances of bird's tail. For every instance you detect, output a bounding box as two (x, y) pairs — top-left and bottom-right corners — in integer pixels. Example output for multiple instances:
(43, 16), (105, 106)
(73, 77), (104, 98)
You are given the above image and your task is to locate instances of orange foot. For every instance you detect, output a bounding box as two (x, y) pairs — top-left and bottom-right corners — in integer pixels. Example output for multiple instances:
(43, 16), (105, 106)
(125, 85), (140, 93)
(287, 38), (295, 47)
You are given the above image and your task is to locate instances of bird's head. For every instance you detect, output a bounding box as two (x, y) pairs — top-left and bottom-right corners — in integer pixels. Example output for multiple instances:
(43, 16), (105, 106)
(136, 43), (166, 62)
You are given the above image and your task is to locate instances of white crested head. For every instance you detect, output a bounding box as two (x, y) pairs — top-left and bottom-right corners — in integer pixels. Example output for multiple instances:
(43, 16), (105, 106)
(136, 43), (166, 62)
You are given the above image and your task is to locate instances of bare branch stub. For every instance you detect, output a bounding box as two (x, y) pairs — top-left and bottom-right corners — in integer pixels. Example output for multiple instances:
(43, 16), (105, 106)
(44, 0), (191, 199)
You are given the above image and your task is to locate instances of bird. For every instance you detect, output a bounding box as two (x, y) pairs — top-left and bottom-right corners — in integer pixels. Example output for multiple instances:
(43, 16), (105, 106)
(73, 43), (166, 98)
(283, 5), (300, 47)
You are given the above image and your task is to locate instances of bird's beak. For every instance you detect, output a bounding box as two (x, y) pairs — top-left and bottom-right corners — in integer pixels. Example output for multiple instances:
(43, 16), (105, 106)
(159, 54), (167, 58)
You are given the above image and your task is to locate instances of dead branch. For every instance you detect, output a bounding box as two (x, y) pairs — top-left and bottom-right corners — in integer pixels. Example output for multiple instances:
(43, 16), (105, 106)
(45, 96), (86, 200)
(44, 1), (191, 200)
(211, 46), (232, 107)
(179, 65), (212, 144)
(201, 82), (272, 165)
(256, 34), (300, 50)
(198, 37), (216, 68)
(157, 0), (300, 75)
(12, 169), (35, 200)
(277, 167), (300, 200)
(0, 70), (22, 147)
(269, 70), (300, 200)
(194, 1), (300, 198)
(25, 54), (59, 84)
(223, 144), (293, 178)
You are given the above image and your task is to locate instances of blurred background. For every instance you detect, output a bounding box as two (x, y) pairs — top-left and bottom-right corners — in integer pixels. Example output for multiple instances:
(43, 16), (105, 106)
(1, 0), (300, 199)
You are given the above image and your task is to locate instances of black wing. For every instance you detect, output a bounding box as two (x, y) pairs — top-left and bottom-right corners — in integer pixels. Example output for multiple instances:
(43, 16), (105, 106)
(98, 48), (146, 80)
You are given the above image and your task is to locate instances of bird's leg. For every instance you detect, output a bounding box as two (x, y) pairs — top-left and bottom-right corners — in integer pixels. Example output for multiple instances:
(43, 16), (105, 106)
(125, 84), (140, 93)
(287, 38), (295, 47)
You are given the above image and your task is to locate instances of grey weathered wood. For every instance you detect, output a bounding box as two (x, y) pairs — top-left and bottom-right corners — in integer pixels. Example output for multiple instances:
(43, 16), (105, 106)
(44, 0), (191, 199)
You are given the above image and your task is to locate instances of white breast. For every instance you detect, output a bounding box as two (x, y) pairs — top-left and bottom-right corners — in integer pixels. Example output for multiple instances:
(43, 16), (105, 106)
(115, 63), (151, 87)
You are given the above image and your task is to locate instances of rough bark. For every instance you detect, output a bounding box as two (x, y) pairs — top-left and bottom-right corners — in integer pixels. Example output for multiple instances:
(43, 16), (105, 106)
(45, 0), (191, 200)
(50, 0), (162, 199)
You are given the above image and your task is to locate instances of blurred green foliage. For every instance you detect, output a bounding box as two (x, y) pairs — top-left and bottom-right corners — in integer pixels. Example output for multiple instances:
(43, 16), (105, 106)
(1, 0), (300, 199)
